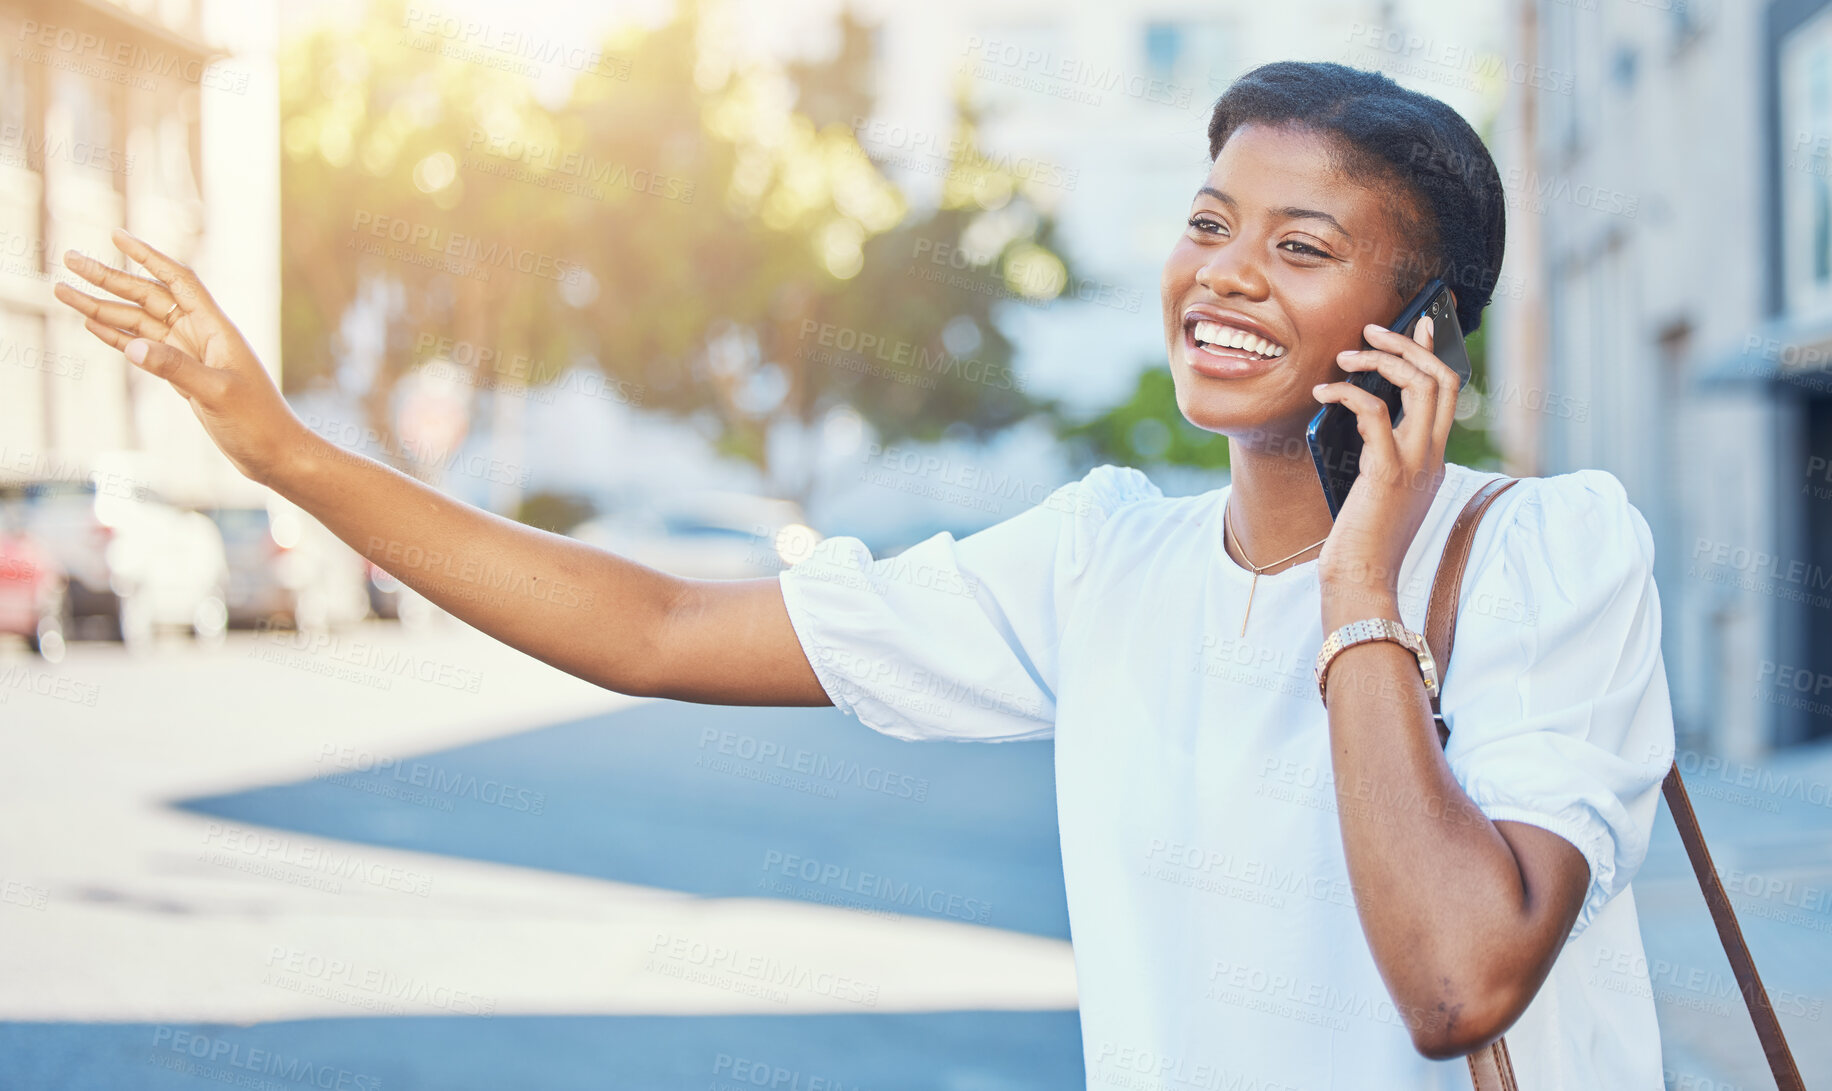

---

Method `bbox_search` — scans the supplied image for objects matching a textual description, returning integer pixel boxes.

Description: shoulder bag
[1426,476,1806,1091]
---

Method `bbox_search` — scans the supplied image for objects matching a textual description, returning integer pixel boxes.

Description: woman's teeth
[1192,320,1285,359]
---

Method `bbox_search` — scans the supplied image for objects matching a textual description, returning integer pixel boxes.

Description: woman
[55,61,1672,1090]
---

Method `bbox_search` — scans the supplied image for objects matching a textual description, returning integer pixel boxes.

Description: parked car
[365,562,443,629]
[0,510,68,661]
[261,498,370,634]
[107,503,230,650]
[570,490,820,579]
[0,479,123,640]
[205,505,296,629]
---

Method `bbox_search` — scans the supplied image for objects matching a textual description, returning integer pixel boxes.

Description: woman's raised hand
[54,228,308,486]
[1310,315,1461,601]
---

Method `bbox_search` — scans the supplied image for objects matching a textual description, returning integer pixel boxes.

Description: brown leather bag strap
[1462,1035,1518,1091]
[1660,766,1808,1091]
[1425,475,1521,748]
[1424,474,1805,1091]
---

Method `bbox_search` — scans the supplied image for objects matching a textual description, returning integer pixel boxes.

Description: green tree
[278,0,1081,507]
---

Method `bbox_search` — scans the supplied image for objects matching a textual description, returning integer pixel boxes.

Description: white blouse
[777,459,1676,1091]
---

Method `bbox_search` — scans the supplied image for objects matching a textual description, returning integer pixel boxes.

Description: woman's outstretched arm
[54,229,830,707]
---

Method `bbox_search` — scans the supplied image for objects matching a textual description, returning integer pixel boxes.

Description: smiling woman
[52,57,1673,1091]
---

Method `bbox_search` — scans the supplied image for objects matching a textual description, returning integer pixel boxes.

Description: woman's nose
[1196,241,1270,300]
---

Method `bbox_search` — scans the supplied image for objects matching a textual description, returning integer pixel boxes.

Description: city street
[0,620,1081,1089]
[0,619,1827,1088]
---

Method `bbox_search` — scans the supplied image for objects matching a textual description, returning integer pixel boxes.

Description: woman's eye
[1281,240,1328,258]
[1187,216,1224,235]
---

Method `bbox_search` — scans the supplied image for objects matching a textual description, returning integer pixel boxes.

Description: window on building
[1542,0,1584,165]
[0,30,27,144]
[1781,6,1832,319]
[53,69,127,194]
[1668,0,1716,56]
[1610,43,1638,94]
[1142,20,1235,99]
[1143,24,1181,83]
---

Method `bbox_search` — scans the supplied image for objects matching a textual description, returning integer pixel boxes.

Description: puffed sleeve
[1439,468,1676,940]
[777,463,1160,743]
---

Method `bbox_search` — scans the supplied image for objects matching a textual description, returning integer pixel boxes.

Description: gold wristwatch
[1314,617,1439,704]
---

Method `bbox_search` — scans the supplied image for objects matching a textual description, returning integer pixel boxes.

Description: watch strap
[1315,617,1438,703]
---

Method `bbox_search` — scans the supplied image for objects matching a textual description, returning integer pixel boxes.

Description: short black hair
[1206,61,1506,334]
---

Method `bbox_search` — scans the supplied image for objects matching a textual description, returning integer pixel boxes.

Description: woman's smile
[1182,306,1290,379]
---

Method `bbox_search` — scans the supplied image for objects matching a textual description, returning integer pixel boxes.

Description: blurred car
[260,499,371,634]
[364,562,443,629]
[205,505,296,629]
[107,504,230,650]
[570,490,821,579]
[365,560,403,620]
[0,513,68,661]
[0,479,124,640]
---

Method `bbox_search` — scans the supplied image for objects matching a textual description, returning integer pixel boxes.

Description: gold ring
[163,301,179,323]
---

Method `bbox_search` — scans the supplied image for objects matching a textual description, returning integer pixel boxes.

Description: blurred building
[735,0,1502,538]
[0,0,279,506]
[833,0,1499,418]
[1490,0,1832,759]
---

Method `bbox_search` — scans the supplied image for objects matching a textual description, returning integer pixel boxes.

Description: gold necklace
[1223,498,1329,637]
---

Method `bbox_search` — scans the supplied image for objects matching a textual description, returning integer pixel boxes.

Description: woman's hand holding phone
[54,228,311,487]
[1309,315,1463,620]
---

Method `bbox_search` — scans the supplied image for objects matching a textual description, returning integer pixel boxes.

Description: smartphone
[1305,277,1471,520]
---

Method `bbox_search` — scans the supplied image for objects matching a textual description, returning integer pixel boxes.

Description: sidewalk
[1635,737,1832,1087]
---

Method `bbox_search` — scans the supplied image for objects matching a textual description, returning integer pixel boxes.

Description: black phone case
[1306,279,1470,520]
